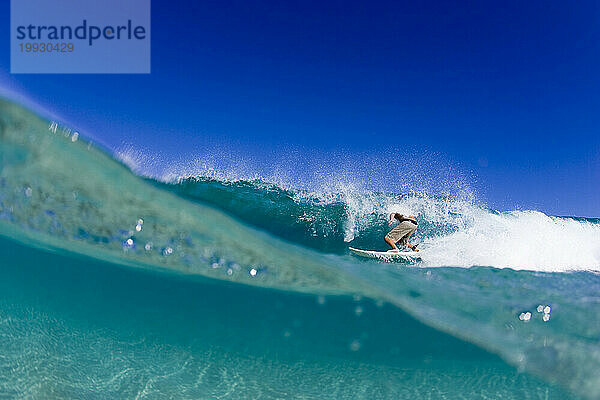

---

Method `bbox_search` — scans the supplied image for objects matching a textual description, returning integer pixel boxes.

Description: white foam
[422,210,600,271]
[337,190,600,272]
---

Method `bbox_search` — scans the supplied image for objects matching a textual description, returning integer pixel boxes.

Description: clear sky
[1,0,599,216]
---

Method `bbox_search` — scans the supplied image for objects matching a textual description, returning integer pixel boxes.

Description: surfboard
[348,247,421,262]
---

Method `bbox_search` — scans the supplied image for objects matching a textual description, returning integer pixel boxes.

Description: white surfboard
[348,247,421,262]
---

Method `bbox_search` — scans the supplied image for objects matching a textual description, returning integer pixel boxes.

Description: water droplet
[163,247,173,256]
[537,305,544,313]
[249,268,257,277]
[543,313,550,322]
[24,187,32,197]
[48,122,58,134]
[71,132,79,142]
[543,306,551,314]
[226,268,233,276]
[137,218,144,225]
[349,339,361,351]
[354,305,364,317]
[122,238,135,251]
[519,312,532,322]
[144,242,153,251]
[135,224,142,232]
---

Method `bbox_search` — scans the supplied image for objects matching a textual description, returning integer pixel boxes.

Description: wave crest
[164,176,600,272]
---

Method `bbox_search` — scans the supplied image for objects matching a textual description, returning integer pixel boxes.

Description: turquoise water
[1,98,599,398]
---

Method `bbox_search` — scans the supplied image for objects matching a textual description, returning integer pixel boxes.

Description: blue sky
[1,0,599,216]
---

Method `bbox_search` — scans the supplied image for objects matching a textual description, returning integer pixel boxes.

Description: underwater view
[1,98,599,399]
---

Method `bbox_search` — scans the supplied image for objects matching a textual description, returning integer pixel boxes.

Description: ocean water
[0,98,599,399]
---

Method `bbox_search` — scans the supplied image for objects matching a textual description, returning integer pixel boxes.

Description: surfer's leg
[405,227,419,251]
[385,235,399,252]
[398,224,418,250]
[385,225,402,252]
[406,242,419,251]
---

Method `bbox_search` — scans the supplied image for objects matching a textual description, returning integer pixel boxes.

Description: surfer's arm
[388,213,396,225]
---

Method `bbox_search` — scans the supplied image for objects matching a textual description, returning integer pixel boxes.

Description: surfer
[385,213,419,252]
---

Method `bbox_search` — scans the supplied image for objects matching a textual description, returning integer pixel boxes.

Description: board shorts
[386,220,417,245]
